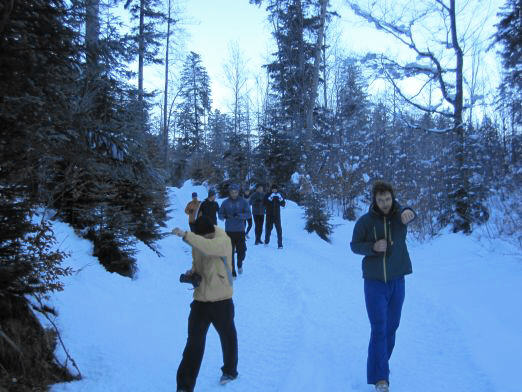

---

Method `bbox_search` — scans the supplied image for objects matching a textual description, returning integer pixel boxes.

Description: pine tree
[495,0,521,126]
[176,52,211,155]
[251,0,331,174]
[124,0,166,105]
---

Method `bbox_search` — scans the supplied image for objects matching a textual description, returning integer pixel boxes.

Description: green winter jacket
[350,201,416,282]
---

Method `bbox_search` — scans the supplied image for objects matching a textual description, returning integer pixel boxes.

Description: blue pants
[364,276,405,385]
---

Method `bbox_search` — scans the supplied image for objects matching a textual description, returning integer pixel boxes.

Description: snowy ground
[40,182,522,392]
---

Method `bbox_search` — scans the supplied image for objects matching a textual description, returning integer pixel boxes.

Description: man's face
[376,191,393,215]
[272,188,277,193]
[192,196,198,202]
[230,190,238,199]
[257,186,263,193]
[209,195,215,201]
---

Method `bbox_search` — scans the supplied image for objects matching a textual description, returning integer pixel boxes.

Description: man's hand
[401,209,415,225]
[373,239,387,253]
[172,227,186,238]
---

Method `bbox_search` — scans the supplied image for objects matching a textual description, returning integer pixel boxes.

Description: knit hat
[208,189,216,197]
[194,216,215,236]
[192,192,197,198]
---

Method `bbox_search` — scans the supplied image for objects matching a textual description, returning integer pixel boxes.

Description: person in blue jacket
[219,183,252,277]
[350,181,416,392]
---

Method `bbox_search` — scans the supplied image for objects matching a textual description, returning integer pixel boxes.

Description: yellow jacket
[185,200,201,223]
[183,227,233,302]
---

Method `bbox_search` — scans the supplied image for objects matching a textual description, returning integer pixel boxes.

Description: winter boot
[219,373,237,385]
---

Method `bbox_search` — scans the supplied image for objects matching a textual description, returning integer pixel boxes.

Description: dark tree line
[0,1,169,388]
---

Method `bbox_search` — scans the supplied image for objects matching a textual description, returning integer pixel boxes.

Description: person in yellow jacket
[185,192,201,232]
[172,216,238,392]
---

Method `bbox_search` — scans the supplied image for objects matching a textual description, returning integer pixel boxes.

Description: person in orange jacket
[185,192,201,232]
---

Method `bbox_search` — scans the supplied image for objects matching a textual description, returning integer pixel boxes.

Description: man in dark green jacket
[350,181,416,392]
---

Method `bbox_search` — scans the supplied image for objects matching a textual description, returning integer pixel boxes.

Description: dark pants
[245,217,253,236]
[177,299,238,392]
[364,276,405,385]
[226,231,246,274]
[253,214,264,243]
[265,214,282,247]
[189,222,196,233]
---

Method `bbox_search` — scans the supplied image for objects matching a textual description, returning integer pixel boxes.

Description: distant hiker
[242,187,253,238]
[249,184,266,245]
[264,184,286,249]
[350,181,416,392]
[172,217,238,391]
[198,189,220,226]
[185,192,201,233]
[218,184,252,277]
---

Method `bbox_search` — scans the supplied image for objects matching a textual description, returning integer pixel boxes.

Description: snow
[39,181,522,392]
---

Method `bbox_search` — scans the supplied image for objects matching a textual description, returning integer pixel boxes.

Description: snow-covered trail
[47,183,522,392]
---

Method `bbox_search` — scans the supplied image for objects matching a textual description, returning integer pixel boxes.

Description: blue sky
[144,0,504,117]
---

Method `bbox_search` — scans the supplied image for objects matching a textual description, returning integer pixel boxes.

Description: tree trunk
[163,0,171,165]
[304,0,328,171]
[449,0,470,233]
[305,0,327,137]
[85,0,100,78]
[138,0,145,103]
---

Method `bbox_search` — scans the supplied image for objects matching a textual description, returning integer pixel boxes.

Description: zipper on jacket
[383,216,388,283]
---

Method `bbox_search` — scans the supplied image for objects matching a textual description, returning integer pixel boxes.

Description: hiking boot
[375,381,389,392]
[219,373,237,385]
[238,267,243,275]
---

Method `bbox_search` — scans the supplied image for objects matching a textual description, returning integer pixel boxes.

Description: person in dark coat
[249,184,266,245]
[242,188,253,238]
[197,189,220,226]
[350,181,416,392]
[218,184,252,277]
[263,184,286,249]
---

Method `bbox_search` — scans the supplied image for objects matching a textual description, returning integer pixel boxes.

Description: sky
[145,0,505,116]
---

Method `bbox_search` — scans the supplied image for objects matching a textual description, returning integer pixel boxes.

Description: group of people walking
[173,181,416,392]
[184,183,286,277]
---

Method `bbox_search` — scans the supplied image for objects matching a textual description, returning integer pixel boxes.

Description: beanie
[194,216,215,236]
